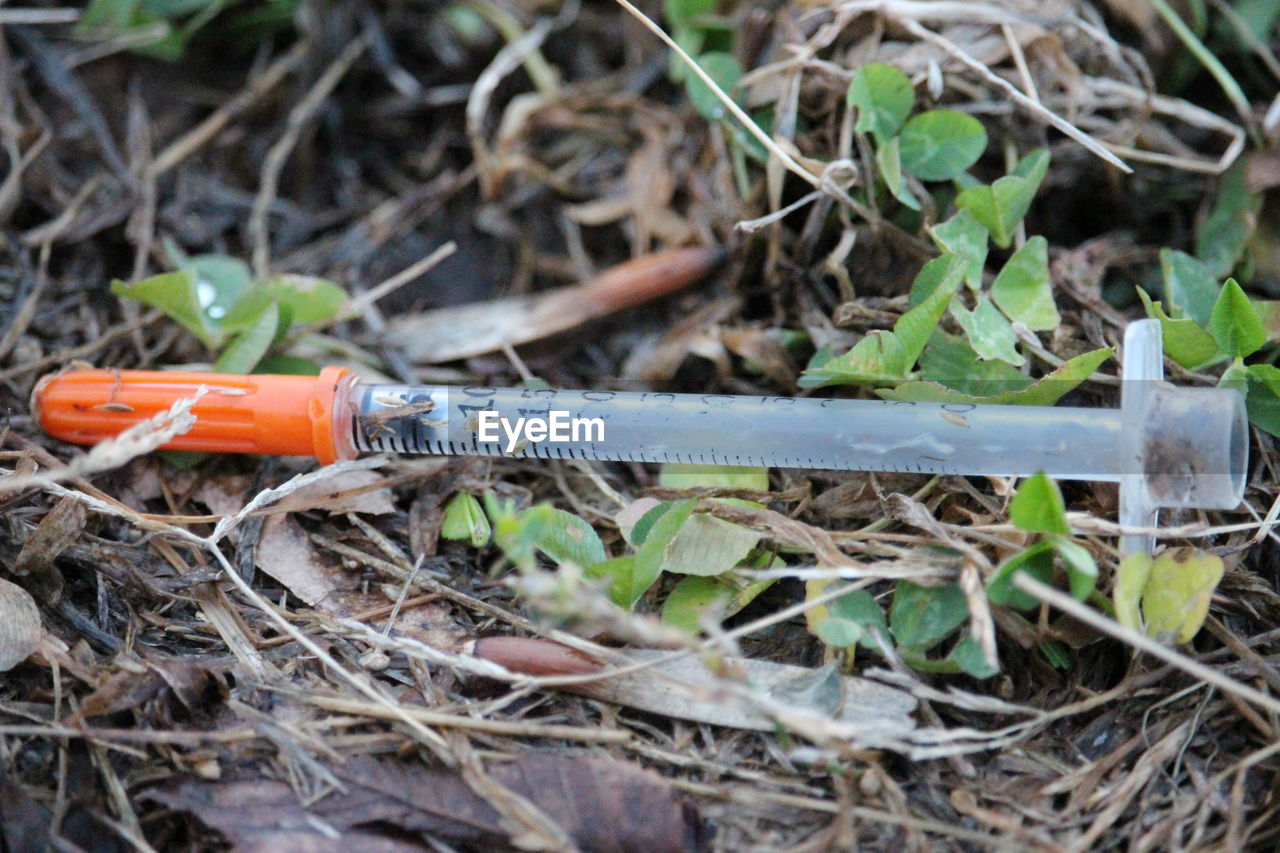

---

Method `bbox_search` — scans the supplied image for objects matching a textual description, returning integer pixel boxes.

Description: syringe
[33,321,1246,553]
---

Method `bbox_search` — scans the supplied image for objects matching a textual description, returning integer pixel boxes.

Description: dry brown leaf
[256,514,463,653]
[719,327,797,386]
[270,469,395,516]
[72,656,211,721]
[12,494,85,577]
[0,578,41,671]
[144,753,706,853]
[620,297,739,382]
[255,514,340,607]
[142,778,424,853]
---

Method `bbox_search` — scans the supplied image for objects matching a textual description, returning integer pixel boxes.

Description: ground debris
[144,753,706,853]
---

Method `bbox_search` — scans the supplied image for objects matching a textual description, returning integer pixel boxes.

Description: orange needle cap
[33,366,357,464]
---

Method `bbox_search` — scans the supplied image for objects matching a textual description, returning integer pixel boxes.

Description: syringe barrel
[32,368,1246,513]
[349,383,1139,481]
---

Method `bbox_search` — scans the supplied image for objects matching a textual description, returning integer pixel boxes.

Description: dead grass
[2,1,1280,850]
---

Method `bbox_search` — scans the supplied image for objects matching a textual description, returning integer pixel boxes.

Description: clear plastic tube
[343,372,1245,510]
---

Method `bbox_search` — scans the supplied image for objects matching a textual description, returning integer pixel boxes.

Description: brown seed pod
[471,636,603,677]
[0,579,41,671]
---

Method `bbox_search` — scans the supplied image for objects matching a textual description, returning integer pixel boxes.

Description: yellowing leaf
[1140,549,1224,644]
[661,513,761,576]
[1113,552,1152,633]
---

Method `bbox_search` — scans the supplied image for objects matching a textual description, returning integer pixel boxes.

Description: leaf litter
[2,0,1280,850]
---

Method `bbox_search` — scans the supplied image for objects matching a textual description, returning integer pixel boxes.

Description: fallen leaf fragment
[270,469,395,516]
[255,514,463,651]
[144,753,707,853]
[568,649,917,739]
[387,246,724,363]
[471,638,917,740]
[0,578,41,671]
[71,655,211,722]
[12,495,85,577]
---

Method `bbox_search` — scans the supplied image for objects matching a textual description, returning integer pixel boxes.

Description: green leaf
[662,576,733,634]
[897,110,987,182]
[223,274,347,332]
[1136,287,1223,370]
[889,582,969,649]
[78,0,216,60]
[188,254,252,322]
[112,270,221,347]
[1038,640,1071,670]
[1160,249,1219,326]
[1140,549,1224,644]
[824,586,889,649]
[919,331,1032,396]
[797,330,908,388]
[255,355,322,375]
[1011,147,1052,184]
[632,499,680,545]
[800,255,963,389]
[159,449,210,469]
[881,347,1112,405]
[586,556,639,609]
[1196,161,1261,278]
[930,209,989,290]
[1209,278,1265,359]
[685,52,743,122]
[815,617,864,647]
[630,500,680,546]
[1220,358,1248,395]
[629,499,697,607]
[991,236,1059,331]
[659,464,769,491]
[213,302,278,374]
[830,587,888,633]
[1009,472,1071,536]
[1053,537,1097,600]
[895,254,965,360]
[487,499,553,569]
[955,149,1050,248]
[663,0,717,29]
[986,540,1055,611]
[951,295,1025,366]
[874,135,920,211]
[847,62,914,145]
[947,632,998,678]
[1248,363,1280,397]
[528,508,607,569]
[1245,366,1280,437]
[80,0,143,30]
[441,493,491,547]
[908,252,967,307]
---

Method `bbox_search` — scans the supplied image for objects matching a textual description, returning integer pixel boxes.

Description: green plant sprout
[77,0,297,60]
[112,248,347,376]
